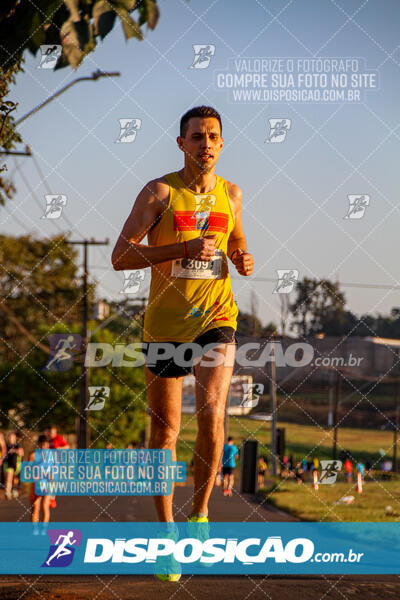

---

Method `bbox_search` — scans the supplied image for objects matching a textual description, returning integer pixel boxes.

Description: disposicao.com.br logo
[82,535,363,566]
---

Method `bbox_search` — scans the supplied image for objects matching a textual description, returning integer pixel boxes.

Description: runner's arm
[226,184,247,261]
[112,180,185,270]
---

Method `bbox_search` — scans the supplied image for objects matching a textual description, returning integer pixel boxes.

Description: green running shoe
[154,523,182,583]
[187,513,213,567]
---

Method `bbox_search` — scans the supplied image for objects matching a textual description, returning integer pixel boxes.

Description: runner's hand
[185,234,217,260]
[232,249,254,276]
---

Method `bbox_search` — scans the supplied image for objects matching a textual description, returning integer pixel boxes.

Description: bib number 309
[171,249,223,279]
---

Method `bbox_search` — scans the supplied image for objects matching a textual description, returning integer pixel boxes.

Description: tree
[0,1,160,204]
[0,233,93,361]
[0,1,159,71]
[0,324,147,447]
[236,309,278,338]
[290,277,347,337]
[0,59,23,205]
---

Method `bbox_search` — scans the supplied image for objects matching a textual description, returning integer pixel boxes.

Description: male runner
[112,105,254,580]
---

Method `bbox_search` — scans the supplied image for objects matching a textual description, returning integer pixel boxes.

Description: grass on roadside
[177,415,395,468]
[261,478,400,522]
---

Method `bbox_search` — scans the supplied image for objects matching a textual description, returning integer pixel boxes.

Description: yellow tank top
[143,171,238,342]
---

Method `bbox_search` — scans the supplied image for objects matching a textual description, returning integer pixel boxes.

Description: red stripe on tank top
[174,211,229,232]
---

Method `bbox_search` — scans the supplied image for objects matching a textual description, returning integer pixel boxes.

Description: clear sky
[2,0,400,332]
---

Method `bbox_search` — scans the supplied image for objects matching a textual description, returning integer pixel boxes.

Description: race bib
[171,249,223,279]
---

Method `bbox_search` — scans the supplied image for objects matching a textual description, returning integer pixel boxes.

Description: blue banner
[0,522,399,574]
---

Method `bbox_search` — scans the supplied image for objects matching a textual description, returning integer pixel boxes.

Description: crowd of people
[277,454,369,485]
[213,444,373,494]
[0,426,69,533]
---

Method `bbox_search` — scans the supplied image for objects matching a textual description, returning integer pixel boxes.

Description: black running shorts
[222,466,235,476]
[143,326,238,378]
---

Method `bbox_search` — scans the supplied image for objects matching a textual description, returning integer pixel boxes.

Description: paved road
[0,484,399,599]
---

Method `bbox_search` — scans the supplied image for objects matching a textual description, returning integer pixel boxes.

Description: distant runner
[222,436,239,496]
[29,434,53,534]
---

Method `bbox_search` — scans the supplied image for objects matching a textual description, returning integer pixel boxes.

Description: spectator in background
[46,426,69,449]
[105,442,113,450]
[45,426,69,510]
[301,458,308,472]
[3,432,24,500]
[312,456,320,471]
[258,456,268,488]
[356,461,365,481]
[344,457,353,482]
[125,442,138,449]
[0,432,6,489]
[29,435,53,534]
[295,462,304,484]
[382,459,393,472]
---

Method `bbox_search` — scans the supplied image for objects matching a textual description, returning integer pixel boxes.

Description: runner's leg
[31,497,41,522]
[191,342,235,515]
[145,365,184,522]
[5,468,14,497]
[42,496,51,522]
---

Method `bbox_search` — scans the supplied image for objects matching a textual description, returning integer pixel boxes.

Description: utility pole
[67,238,109,448]
[394,382,399,474]
[333,370,341,460]
[270,338,278,476]
[394,349,400,473]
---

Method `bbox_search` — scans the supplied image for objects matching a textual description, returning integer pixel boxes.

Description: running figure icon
[45,531,77,566]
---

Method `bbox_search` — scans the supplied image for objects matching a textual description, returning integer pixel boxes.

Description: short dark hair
[38,434,47,445]
[227,436,233,442]
[180,105,222,137]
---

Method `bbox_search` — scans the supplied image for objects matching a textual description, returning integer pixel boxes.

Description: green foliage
[0,1,160,206]
[0,58,24,205]
[236,309,277,338]
[0,0,160,71]
[0,234,87,361]
[290,277,347,337]
[0,242,147,445]
[289,276,400,339]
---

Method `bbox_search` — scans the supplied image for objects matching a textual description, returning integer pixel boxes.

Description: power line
[231,276,400,291]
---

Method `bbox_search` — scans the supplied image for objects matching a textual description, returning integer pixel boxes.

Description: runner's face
[178,117,223,172]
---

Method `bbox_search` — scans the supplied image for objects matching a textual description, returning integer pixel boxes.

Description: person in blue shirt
[356,461,365,479]
[222,436,239,497]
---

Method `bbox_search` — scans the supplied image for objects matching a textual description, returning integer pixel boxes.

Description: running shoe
[187,513,213,567]
[154,523,182,582]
